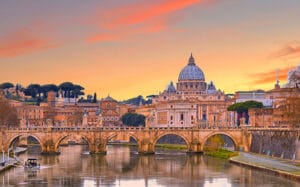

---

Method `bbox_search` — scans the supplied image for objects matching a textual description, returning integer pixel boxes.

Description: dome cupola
[178,53,205,81]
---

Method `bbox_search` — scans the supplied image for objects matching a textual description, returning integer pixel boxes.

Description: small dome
[166,81,176,93]
[207,81,216,90]
[207,81,216,94]
[178,54,205,81]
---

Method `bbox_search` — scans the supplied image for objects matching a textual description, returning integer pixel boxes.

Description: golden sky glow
[0,0,300,100]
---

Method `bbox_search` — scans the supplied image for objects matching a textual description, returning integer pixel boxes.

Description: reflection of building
[143,54,235,127]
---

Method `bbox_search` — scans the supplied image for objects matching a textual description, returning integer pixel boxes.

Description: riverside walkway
[230,152,300,181]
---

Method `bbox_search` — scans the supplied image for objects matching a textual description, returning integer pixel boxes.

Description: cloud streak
[0,22,59,58]
[271,41,300,60]
[249,66,296,85]
[87,0,207,43]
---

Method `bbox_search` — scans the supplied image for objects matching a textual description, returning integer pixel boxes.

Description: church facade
[147,54,235,127]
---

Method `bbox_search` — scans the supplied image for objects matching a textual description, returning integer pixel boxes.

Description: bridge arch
[202,132,238,151]
[8,134,43,148]
[153,132,190,150]
[55,134,91,151]
[106,132,139,144]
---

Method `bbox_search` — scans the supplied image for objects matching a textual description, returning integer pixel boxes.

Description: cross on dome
[188,53,195,65]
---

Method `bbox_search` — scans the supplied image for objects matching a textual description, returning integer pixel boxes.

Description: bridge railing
[2,125,298,132]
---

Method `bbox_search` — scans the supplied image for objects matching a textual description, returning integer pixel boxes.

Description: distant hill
[122,95,152,106]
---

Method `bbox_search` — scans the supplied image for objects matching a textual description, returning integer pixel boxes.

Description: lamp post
[1,146,4,164]
[7,147,12,165]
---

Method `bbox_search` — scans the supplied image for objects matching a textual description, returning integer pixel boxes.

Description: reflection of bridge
[2,127,299,155]
[1,126,254,154]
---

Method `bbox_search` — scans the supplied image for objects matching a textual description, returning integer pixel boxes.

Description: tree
[0,82,14,89]
[121,113,145,126]
[87,95,93,102]
[0,97,18,127]
[227,100,263,125]
[41,84,58,99]
[59,82,74,98]
[204,135,225,151]
[24,84,42,99]
[93,92,97,103]
[72,84,85,98]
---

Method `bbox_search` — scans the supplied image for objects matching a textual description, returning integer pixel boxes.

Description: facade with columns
[145,54,235,127]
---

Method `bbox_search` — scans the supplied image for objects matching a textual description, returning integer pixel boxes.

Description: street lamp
[1,146,4,164]
[7,147,12,164]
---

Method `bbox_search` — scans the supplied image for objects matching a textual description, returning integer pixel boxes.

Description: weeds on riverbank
[155,144,187,150]
[204,149,238,159]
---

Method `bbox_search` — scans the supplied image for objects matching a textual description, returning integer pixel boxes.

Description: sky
[0,0,300,100]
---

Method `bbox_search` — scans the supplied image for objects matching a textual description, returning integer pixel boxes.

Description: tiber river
[0,145,299,187]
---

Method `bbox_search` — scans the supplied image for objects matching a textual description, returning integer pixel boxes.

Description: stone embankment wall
[250,131,300,160]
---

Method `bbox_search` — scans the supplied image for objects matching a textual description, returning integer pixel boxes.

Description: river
[0,145,299,187]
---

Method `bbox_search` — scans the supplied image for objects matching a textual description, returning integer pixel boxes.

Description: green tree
[0,82,14,89]
[204,135,225,151]
[227,100,263,125]
[41,84,58,99]
[0,97,18,127]
[121,113,145,126]
[93,92,97,103]
[24,84,42,99]
[59,82,74,98]
[72,84,84,98]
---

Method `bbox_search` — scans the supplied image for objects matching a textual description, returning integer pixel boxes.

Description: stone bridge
[1,126,253,155]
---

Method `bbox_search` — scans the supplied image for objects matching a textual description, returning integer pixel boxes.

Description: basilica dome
[178,54,205,81]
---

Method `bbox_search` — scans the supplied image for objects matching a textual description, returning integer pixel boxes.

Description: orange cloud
[0,24,59,58]
[87,0,208,43]
[271,41,300,59]
[249,66,296,85]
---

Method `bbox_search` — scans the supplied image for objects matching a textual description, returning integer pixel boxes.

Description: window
[170,115,173,120]
[191,115,194,120]
[202,114,207,121]
[180,113,184,121]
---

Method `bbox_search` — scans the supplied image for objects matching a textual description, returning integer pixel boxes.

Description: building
[145,54,235,127]
[99,96,122,126]
[249,65,300,127]
[235,90,272,107]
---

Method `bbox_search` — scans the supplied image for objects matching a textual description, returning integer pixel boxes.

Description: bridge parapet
[1,126,298,155]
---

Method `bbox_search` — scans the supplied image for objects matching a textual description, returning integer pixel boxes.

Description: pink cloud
[271,41,300,60]
[249,66,296,85]
[87,0,212,43]
[0,22,59,58]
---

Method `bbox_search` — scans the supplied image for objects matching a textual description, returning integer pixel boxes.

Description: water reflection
[0,145,298,187]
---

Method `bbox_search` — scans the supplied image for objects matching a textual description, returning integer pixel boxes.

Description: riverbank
[0,147,26,173]
[108,142,188,151]
[204,149,238,159]
[230,152,300,182]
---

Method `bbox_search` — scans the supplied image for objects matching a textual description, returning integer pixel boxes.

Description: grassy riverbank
[155,144,187,150]
[108,142,187,150]
[204,149,239,159]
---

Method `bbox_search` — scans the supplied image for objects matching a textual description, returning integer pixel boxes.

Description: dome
[207,81,216,90]
[207,81,216,94]
[166,81,176,93]
[178,54,205,81]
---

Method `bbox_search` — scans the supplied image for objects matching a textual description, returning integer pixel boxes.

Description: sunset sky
[0,0,300,100]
